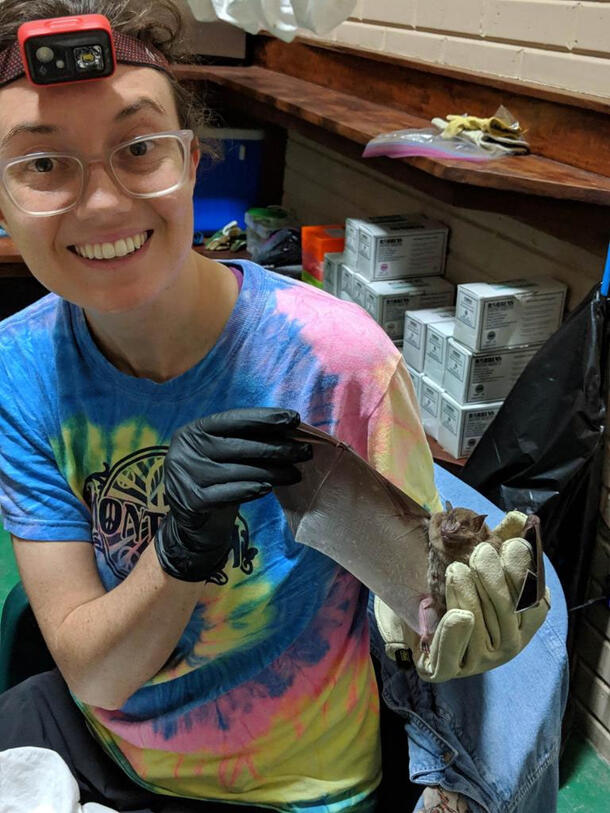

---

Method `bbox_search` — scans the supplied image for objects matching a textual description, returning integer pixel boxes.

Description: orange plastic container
[301,225,345,287]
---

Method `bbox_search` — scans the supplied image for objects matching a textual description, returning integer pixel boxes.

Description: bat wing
[274,422,431,632]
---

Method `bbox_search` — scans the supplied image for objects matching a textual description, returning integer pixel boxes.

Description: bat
[419,500,503,653]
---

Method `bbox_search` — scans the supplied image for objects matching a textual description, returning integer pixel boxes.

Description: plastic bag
[461,283,609,614]
[186,0,357,42]
[362,128,499,162]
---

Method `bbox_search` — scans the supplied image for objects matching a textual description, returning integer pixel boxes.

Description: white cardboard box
[443,338,540,404]
[362,276,454,340]
[437,392,503,459]
[424,318,456,385]
[402,306,455,372]
[344,214,412,267]
[357,215,449,281]
[406,364,422,402]
[419,376,443,440]
[454,276,567,351]
[322,252,344,297]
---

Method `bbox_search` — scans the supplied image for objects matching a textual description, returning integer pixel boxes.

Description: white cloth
[186,0,357,41]
[0,747,117,813]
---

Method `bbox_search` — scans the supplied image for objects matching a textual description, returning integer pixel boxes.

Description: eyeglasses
[0,129,195,216]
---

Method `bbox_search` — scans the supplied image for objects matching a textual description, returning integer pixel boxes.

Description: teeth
[73,231,148,260]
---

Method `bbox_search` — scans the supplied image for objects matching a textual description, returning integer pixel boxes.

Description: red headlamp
[18,14,116,86]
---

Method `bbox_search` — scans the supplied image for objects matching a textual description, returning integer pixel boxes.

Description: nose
[74,160,133,218]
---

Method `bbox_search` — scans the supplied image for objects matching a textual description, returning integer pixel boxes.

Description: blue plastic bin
[193,128,264,234]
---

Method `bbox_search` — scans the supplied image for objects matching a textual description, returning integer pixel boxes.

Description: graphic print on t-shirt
[83,446,257,585]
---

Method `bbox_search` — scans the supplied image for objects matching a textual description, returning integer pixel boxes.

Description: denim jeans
[368,466,569,813]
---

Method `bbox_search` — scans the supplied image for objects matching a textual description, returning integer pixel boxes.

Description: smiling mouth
[68,230,153,260]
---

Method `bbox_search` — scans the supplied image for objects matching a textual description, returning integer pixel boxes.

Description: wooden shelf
[175,64,610,207]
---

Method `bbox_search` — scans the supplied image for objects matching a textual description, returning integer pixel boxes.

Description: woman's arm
[13,536,202,709]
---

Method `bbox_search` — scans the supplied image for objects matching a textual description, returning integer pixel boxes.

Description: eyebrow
[0,97,168,150]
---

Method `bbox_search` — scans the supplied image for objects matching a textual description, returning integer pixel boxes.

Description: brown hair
[0,0,212,135]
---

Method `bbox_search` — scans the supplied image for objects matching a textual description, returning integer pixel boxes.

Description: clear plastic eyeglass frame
[0,129,195,217]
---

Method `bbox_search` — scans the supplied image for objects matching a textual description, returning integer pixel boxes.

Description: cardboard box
[301,225,345,287]
[454,276,567,351]
[443,339,540,404]
[419,376,443,440]
[423,318,456,385]
[437,392,503,459]
[344,214,412,267]
[357,215,449,281]
[402,306,455,372]
[322,252,344,296]
[362,276,454,340]
[406,364,422,402]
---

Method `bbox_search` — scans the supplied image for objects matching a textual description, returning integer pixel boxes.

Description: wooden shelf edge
[427,436,467,468]
[177,64,610,207]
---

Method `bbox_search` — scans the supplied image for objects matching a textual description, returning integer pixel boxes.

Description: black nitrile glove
[154,407,311,582]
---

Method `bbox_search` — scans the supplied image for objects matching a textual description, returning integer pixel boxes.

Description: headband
[0,29,173,87]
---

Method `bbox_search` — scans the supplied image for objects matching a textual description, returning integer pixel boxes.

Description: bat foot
[419,633,433,655]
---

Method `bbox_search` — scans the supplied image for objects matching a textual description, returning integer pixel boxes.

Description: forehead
[0,65,178,139]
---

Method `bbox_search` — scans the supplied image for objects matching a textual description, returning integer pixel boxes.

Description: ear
[470,514,488,532]
[444,500,454,513]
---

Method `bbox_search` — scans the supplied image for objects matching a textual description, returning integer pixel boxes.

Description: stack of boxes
[320,214,567,460]
[324,214,453,347]
[408,277,567,458]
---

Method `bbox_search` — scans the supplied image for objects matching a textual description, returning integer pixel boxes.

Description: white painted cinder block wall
[301,0,610,99]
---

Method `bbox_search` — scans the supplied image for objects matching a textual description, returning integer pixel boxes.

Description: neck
[84,251,239,382]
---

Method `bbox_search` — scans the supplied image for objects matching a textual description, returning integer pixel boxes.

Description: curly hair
[0,0,212,134]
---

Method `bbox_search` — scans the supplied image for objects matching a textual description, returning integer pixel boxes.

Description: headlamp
[17,14,116,86]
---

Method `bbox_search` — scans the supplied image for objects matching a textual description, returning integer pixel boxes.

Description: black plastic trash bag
[461,283,609,616]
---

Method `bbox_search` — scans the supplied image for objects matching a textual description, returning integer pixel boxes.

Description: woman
[0,2,562,811]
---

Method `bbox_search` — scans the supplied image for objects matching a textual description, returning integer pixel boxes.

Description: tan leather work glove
[374,511,551,682]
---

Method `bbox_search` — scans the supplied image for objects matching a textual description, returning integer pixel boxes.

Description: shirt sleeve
[0,355,92,541]
[367,358,443,515]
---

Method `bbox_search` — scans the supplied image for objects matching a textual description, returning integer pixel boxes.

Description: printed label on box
[465,409,499,437]
[359,232,372,260]
[421,384,440,417]
[446,346,466,382]
[427,331,444,363]
[404,317,422,349]
[457,293,477,328]
[440,399,458,434]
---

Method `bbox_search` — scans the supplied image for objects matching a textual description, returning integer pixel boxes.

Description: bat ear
[444,500,454,513]
[471,514,488,532]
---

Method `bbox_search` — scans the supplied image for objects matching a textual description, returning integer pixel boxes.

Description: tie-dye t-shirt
[0,260,441,810]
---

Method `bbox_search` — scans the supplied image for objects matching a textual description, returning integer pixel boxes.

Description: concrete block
[483,0,577,49]
[442,36,522,77]
[334,20,386,51]
[362,0,416,26]
[384,27,445,62]
[573,2,610,55]
[416,0,485,37]
[520,47,610,97]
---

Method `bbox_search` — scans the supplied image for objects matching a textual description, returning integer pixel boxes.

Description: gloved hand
[155,408,311,582]
[374,511,551,682]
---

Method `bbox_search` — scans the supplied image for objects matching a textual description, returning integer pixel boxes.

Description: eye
[30,156,55,173]
[129,140,153,157]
